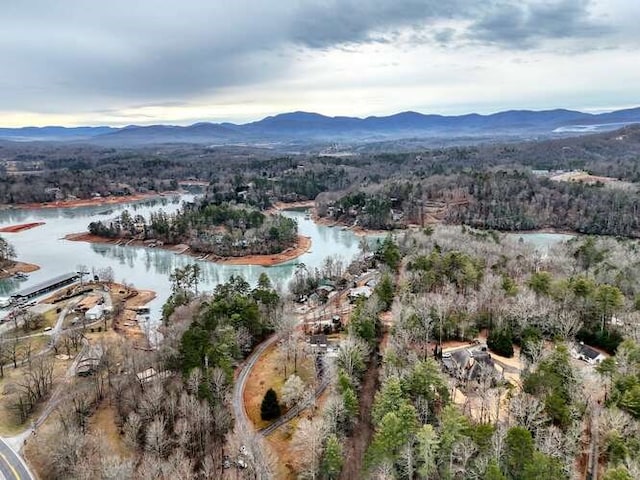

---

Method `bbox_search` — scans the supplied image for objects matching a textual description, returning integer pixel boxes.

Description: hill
[1,107,639,145]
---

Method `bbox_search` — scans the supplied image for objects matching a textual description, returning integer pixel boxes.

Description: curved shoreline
[0,261,40,280]
[0,222,45,233]
[0,191,182,211]
[64,232,312,267]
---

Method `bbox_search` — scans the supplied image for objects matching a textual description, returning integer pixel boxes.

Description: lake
[0,197,369,325]
[0,197,576,327]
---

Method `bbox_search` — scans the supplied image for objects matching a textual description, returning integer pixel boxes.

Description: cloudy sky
[1,0,639,126]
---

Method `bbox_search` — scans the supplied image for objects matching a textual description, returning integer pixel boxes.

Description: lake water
[507,232,576,250]
[0,197,576,326]
[0,197,369,324]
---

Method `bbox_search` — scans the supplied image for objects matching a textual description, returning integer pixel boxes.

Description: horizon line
[1,104,639,130]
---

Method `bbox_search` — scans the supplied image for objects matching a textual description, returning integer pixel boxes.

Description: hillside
[1,107,639,145]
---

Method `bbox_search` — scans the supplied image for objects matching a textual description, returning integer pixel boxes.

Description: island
[65,198,311,267]
[0,235,39,280]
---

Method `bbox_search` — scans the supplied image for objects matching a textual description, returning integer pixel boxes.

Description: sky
[1,0,639,127]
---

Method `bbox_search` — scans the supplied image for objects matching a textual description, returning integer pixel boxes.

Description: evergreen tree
[260,388,281,421]
[487,328,514,357]
[504,427,534,480]
[484,459,507,480]
[375,273,395,311]
[320,434,343,480]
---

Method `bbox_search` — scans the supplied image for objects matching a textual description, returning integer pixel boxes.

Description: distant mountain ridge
[1,107,639,145]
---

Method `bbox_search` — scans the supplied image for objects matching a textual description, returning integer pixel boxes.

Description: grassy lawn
[243,341,317,430]
[88,402,129,458]
[0,354,71,436]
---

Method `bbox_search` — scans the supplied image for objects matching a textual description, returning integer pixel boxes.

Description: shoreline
[0,261,40,280]
[506,227,578,237]
[268,200,316,213]
[310,206,580,239]
[0,222,45,233]
[64,232,313,267]
[0,191,182,211]
[311,209,393,237]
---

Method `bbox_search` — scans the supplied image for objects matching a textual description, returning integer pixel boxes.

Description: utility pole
[77,270,90,286]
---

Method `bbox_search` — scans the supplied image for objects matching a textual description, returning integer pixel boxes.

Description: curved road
[232,334,281,434]
[232,333,331,438]
[0,437,33,480]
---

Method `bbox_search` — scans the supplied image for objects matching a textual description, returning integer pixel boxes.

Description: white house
[348,285,373,302]
[575,343,607,365]
[85,304,105,321]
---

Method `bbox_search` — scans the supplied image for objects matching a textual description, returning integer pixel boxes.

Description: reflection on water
[508,232,575,251]
[0,197,372,324]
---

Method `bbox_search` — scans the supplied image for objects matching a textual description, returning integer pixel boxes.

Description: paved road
[259,377,330,436]
[231,334,280,434]
[0,437,33,480]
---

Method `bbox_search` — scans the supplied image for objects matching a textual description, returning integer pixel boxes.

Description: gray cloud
[469,0,612,48]
[0,0,628,117]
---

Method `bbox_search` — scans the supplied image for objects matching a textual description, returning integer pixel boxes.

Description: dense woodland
[306,229,640,479]
[28,267,281,479]
[22,226,640,479]
[88,198,298,257]
[9,126,640,479]
[2,127,640,240]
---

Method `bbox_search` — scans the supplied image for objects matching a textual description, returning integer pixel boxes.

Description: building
[442,348,502,383]
[575,343,607,364]
[76,344,104,377]
[309,334,328,352]
[85,304,105,321]
[348,285,373,302]
[11,272,79,302]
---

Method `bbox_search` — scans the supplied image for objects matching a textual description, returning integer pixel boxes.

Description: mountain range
[2,107,640,145]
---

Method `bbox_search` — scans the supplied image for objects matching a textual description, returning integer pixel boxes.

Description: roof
[450,349,472,367]
[310,334,328,345]
[86,304,104,316]
[12,272,78,298]
[317,285,335,293]
[579,344,603,360]
[349,286,373,298]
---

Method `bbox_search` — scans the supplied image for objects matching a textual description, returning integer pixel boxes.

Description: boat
[14,272,29,280]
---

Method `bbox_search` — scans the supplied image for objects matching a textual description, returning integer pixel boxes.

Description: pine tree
[260,388,281,421]
[320,434,343,480]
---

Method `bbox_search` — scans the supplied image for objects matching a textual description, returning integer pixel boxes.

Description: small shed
[85,304,105,321]
[577,343,606,364]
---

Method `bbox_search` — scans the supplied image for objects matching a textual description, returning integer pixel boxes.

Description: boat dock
[11,272,80,302]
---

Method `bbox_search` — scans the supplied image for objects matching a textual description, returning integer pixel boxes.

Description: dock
[11,272,80,301]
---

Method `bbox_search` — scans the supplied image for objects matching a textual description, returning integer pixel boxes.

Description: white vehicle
[0,297,11,308]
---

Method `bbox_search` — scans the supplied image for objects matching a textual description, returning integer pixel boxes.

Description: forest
[7,126,640,479]
[87,198,298,257]
[2,126,640,241]
[20,226,640,479]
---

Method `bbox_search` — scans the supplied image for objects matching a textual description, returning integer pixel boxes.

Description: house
[348,285,373,302]
[391,209,404,222]
[316,285,335,301]
[85,304,105,321]
[309,334,328,352]
[442,348,501,383]
[136,367,169,384]
[76,344,104,377]
[575,343,606,364]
